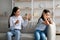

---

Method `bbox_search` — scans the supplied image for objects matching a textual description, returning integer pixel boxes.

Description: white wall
[0,0,12,16]
[15,1,60,33]
[54,1,60,24]
[15,2,31,16]
[15,1,53,20]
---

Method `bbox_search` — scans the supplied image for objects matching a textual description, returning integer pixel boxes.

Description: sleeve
[38,18,44,24]
[10,17,17,27]
[10,17,13,27]
[21,16,28,27]
[50,18,56,26]
[49,21,56,26]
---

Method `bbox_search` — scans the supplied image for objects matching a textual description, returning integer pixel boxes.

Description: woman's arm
[43,21,49,25]
[21,14,31,27]
[47,18,53,24]
[43,14,53,25]
[43,15,50,25]
[10,17,13,27]
[38,18,49,25]
[21,16,28,27]
[10,17,20,27]
[15,20,19,25]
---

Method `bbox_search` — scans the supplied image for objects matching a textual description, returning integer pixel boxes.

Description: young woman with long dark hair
[34,9,56,40]
[7,7,29,40]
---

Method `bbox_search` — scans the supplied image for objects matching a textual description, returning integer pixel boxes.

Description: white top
[10,16,28,30]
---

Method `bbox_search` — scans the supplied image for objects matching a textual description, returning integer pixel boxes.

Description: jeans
[34,26,48,40]
[7,29,21,40]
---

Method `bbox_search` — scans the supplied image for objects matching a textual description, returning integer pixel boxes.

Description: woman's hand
[27,14,31,21]
[15,20,19,25]
[43,14,50,25]
[23,14,31,21]
[47,18,53,24]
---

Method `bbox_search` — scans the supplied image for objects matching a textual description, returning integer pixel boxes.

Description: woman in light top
[7,7,30,40]
[34,9,56,40]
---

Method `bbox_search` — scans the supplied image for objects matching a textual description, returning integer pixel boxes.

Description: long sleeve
[9,17,15,30]
[38,18,44,24]
[21,17,28,27]
[9,16,28,30]
[10,17,13,27]
[36,18,47,31]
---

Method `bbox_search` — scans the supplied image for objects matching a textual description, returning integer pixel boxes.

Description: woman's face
[44,12,51,19]
[15,9,20,16]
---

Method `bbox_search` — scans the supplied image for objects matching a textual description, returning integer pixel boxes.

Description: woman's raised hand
[23,14,32,21]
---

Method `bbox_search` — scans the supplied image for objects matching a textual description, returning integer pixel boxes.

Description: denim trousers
[34,27,48,40]
[7,29,21,40]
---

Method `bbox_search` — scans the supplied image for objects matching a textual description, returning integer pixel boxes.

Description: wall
[0,0,12,16]
[15,0,60,33]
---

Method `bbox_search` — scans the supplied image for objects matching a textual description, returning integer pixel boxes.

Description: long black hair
[8,7,19,28]
[10,7,19,17]
[37,9,50,23]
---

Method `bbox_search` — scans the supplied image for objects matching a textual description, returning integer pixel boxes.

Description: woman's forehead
[16,9,20,12]
[46,12,50,15]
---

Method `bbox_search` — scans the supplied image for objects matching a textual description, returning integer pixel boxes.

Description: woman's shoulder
[9,16,15,19]
[37,18,43,23]
[39,18,43,21]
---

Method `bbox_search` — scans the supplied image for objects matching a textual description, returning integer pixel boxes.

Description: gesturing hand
[23,14,32,21]
[15,20,19,25]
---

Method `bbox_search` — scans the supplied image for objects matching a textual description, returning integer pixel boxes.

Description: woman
[34,9,56,40]
[7,7,30,40]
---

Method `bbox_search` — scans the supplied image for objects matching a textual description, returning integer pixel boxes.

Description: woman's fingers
[23,14,32,21]
[15,20,19,24]
[27,14,32,20]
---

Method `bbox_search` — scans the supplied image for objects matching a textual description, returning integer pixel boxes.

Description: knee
[34,31,40,40]
[41,33,46,39]
[15,31,20,35]
[7,32,12,36]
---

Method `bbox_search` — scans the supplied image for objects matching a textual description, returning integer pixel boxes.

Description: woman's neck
[15,14,20,17]
[15,15,19,17]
